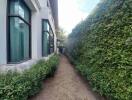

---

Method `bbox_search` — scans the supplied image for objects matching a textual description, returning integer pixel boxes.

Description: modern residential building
[0,0,58,72]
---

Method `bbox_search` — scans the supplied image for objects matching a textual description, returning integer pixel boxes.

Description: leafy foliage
[0,54,59,100]
[66,0,132,100]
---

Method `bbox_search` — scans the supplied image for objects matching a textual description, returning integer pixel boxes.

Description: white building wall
[32,11,40,59]
[40,0,57,52]
[25,0,42,59]
[31,0,57,58]
[0,0,7,65]
[40,0,56,33]
[38,0,46,8]
[0,0,57,71]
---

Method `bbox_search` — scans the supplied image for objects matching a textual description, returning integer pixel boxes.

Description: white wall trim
[0,54,54,73]
[35,0,41,10]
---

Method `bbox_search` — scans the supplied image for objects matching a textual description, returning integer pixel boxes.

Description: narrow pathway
[31,55,104,100]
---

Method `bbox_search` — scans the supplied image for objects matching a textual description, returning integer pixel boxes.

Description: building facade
[0,0,58,72]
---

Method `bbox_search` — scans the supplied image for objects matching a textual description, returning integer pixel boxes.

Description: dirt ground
[30,55,104,100]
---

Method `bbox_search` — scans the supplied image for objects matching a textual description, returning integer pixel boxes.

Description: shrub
[66,0,132,100]
[0,54,59,100]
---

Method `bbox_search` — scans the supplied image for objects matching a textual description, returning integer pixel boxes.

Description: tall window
[49,30,54,53]
[42,20,54,57]
[8,0,31,63]
[42,21,50,56]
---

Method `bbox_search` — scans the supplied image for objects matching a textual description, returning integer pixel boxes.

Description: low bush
[0,54,59,100]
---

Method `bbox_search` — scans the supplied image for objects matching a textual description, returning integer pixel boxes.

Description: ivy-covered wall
[66,0,132,100]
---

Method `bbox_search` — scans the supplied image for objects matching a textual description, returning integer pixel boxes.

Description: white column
[0,0,7,64]
[31,11,42,59]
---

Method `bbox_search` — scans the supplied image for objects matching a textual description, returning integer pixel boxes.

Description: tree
[56,27,67,47]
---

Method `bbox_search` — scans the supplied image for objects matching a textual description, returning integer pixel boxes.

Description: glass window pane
[49,34,54,53]
[42,32,49,56]
[10,17,30,62]
[19,1,30,22]
[10,0,19,15]
[43,21,50,32]
[42,20,54,56]
[10,0,30,22]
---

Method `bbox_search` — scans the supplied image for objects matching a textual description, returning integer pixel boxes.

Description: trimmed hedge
[0,54,59,100]
[66,0,132,100]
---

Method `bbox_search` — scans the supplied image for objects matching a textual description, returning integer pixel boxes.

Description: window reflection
[8,0,31,63]
[42,20,54,56]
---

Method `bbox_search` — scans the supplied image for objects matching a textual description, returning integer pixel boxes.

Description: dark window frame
[7,0,32,64]
[42,19,55,57]
[47,1,49,7]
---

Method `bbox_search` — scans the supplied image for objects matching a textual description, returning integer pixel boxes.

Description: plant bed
[0,54,59,100]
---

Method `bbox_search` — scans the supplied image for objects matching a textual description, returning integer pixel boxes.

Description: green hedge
[66,0,132,100]
[0,54,59,100]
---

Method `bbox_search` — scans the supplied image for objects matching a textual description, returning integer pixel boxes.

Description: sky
[58,0,100,35]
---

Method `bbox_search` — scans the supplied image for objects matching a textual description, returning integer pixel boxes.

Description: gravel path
[30,55,104,100]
